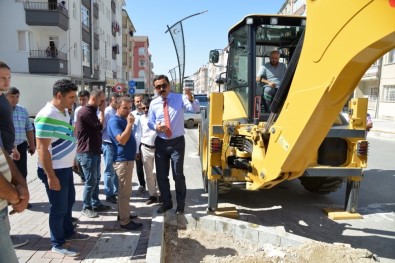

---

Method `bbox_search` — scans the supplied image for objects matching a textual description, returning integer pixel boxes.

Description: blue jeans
[77,152,102,209]
[37,167,75,248]
[0,207,18,263]
[102,142,118,197]
[154,136,186,208]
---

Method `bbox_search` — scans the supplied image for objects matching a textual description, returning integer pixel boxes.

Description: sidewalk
[9,164,158,263]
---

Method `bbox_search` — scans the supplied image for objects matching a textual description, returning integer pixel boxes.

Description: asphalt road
[183,128,395,263]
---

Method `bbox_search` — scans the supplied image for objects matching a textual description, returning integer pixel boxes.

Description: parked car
[184,110,201,129]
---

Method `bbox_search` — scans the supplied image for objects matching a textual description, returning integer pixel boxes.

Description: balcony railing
[24,2,69,31]
[94,33,99,50]
[30,50,67,60]
[28,50,68,75]
[93,69,100,80]
[93,2,99,19]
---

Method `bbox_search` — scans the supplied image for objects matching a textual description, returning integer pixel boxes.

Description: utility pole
[165,10,208,93]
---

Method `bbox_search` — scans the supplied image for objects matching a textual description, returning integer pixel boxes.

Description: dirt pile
[165,225,378,263]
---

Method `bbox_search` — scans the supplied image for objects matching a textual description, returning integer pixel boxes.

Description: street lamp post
[165,10,207,93]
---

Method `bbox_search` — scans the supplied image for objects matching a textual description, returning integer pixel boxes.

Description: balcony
[28,50,68,75]
[83,66,92,79]
[24,2,69,31]
[93,69,100,80]
[93,2,99,19]
[82,23,91,43]
[362,65,379,80]
[82,0,91,9]
[94,33,99,50]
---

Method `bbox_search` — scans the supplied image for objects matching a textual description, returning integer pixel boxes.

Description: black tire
[299,177,344,195]
[186,119,194,129]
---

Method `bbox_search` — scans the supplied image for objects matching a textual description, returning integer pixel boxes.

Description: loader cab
[224,15,305,122]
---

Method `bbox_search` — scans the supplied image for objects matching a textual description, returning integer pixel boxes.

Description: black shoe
[175,207,184,215]
[146,196,158,205]
[120,221,143,231]
[157,204,173,214]
[71,217,79,222]
[117,215,138,220]
[93,204,111,212]
[106,195,117,204]
[26,203,32,209]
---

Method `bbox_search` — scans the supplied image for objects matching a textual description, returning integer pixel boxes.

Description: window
[136,81,145,90]
[17,31,30,52]
[368,87,378,100]
[73,3,76,18]
[383,85,395,102]
[139,59,145,67]
[49,36,59,49]
[73,43,77,58]
[138,70,145,78]
[81,5,90,28]
[387,49,395,64]
[82,42,90,66]
[138,47,145,56]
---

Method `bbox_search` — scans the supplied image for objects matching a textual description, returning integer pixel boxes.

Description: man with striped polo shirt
[35,79,89,257]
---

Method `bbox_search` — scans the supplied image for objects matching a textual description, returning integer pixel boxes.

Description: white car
[184,111,201,129]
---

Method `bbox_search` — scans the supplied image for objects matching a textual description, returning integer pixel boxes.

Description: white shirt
[136,114,157,147]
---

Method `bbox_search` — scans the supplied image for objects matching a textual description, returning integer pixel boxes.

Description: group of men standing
[0,59,200,259]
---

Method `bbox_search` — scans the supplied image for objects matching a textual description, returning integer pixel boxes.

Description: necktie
[163,98,172,138]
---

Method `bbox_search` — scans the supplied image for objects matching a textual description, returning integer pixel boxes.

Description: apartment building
[130,35,154,96]
[0,0,125,115]
[121,9,135,89]
[279,0,395,120]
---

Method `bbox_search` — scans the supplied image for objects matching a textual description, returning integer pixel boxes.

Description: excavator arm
[251,0,395,188]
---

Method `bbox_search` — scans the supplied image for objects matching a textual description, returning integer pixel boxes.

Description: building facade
[130,35,154,96]
[121,9,135,91]
[0,0,125,115]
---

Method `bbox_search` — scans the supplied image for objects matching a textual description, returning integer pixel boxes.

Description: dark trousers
[136,144,145,188]
[14,141,28,179]
[262,86,277,113]
[38,167,75,248]
[154,136,186,209]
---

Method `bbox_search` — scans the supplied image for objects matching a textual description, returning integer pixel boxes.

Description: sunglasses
[154,83,168,90]
[141,106,149,110]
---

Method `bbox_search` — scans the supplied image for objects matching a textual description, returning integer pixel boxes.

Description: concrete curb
[146,211,164,263]
[146,212,314,262]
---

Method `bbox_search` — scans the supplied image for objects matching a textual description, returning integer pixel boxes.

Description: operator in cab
[256,50,287,112]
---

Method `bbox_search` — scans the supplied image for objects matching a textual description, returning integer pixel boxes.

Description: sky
[125,0,284,78]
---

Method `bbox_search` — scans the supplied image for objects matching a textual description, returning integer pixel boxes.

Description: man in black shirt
[76,89,110,218]
[0,61,15,155]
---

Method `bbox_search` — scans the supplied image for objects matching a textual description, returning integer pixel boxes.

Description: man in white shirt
[131,94,146,194]
[135,98,159,205]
